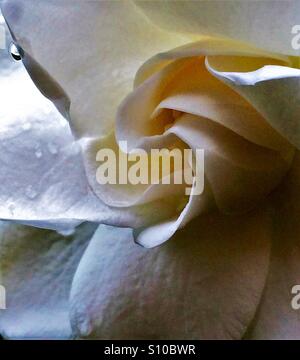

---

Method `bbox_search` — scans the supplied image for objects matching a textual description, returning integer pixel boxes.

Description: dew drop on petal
[35,149,43,158]
[8,203,15,215]
[47,142,58,155]
[58,228,75,237]
[25,186,38,199]
[9,43,22,62]
[22,122,31,131]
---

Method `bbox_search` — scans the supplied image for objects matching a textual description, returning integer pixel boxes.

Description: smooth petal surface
[206,59,300,149]
[112,41,295,247]
[1,0,188,138]
[0,222,97,339]
[70,209,271,340]
[0,16,176,230]
[119,40,287,151]
[246,151,300,339]
[0,42,173,231]
[136,0,300,56]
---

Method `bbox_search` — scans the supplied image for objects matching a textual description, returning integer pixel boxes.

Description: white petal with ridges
[136,0,300,56]
[70,210,271,339]
[0,222,97,339]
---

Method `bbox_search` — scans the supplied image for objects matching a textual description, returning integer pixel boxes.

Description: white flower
[0,0,300,339]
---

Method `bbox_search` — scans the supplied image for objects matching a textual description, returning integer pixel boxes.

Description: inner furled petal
[168,114,294,213]
[113,49,295,230]
[134,38,289,87]
[1,0,189,139]
[207,55,296,73]
[117,54,291,155]
[81,132,192,211]
[152,59,292,154]
[116,58,193,150]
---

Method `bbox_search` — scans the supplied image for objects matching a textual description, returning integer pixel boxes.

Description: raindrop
[22,122,31,131]
[9,43,23,61]
[73,144,81,155]
[35,149,43,158]
[47,142,58,155]
[8,203,15,215]
[58,228,75,237]
[43,107,52,116]
[25,186,38,199]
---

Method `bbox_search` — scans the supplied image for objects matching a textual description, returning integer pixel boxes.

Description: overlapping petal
[70,210,271,339]
[0,0,299,341]
[103,40,297,247]
[1,0,188,137]
[0,221,97,339]
[135,0,300,56]
[246,152,300,339]
[206,58,300,149]
[0,52,166,231]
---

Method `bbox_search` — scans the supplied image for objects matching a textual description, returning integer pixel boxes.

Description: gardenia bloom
[0,0,300,339]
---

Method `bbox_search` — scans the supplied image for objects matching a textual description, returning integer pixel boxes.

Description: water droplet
[35,149,43,158]
[73,144,81,155]
[78,319,93,337]
[47,142,58,155]
[0,15,5,25]
[22,122,31,131]
[8,203,15,215]
[25,186,38,199]
[9,43,23,61]
[43,107,52,116]
[58,228,75,237]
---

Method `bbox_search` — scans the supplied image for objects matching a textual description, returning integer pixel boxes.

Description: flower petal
[0,44,165,231]
[246,151,300,339]
[114,43,294,247]
[1,0,188,138]
[136,0,300,56]
[70,209,271,339]
[0,222,97,339]
[206,59,300,149]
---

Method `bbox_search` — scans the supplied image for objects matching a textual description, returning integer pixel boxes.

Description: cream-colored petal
[246,151,300,339]
[115,43,295,246]
[206,59,300,149]
[70,211,271,339]
[0,222,97,339]
[1,0,188,138]
[79,134,185,230]
[168,114,293,212]
[118,41,289,151]
[136,0,300,56]
[0,54,158,231]
[0,17,167,231]
[135,38,288,86]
